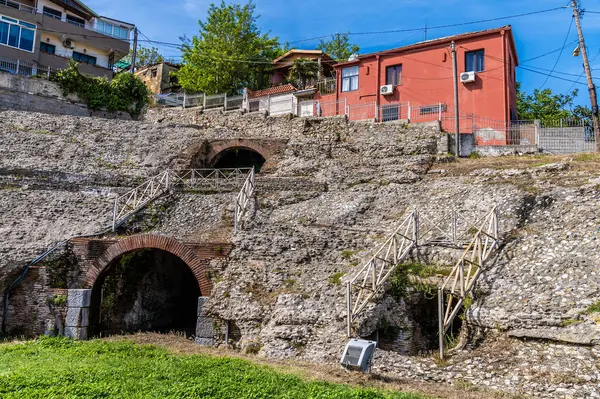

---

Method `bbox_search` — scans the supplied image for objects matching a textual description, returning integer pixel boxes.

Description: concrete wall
[0,72,131,118]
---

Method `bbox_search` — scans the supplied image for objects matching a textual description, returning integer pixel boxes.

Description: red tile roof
[248,83,297,99]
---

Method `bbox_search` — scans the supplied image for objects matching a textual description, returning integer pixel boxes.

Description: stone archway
[84,234,211,295]
[177,138,287,172]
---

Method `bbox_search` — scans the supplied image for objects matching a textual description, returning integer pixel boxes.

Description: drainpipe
[501,30,508,124]
[375,55,381,121]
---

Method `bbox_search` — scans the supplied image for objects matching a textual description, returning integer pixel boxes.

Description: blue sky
[87,0,600,107]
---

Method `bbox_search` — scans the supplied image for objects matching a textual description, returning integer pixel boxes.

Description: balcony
[0,0,132,42]
[0,0,35,13]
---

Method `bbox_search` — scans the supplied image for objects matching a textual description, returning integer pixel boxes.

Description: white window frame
[0,14,36,53]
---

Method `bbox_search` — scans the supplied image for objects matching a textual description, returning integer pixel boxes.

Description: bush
[108,72,150,116]
[53,60,149,117]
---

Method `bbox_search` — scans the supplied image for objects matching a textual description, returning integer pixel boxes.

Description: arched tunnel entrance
[89,248,201,337]
[212,147,266,172]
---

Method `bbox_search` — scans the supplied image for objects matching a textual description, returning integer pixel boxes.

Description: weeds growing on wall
[389,262,440,299]
[52,60,150,117]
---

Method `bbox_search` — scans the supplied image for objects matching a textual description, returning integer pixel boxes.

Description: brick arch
[207,139,271,168]
[84,234,211,295]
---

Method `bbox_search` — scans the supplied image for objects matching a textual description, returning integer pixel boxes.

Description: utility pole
[130,27,138,73]
[571,0,600,151]
[451,41,460,157]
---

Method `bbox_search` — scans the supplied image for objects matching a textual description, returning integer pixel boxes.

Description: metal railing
[346,206,501,338]
[170,168,251,191]
[205,93,226,109]
[0,0,132,41]
[347,102,377,121]
[316,78,336,95]
[112,170,171,231]
[0,55,51,78]
[0,0,35,13]
[346,211,419,335]
[234,168,255,232]
[438,207,499,359]
[112,168,256,232]
[225,95,243,111]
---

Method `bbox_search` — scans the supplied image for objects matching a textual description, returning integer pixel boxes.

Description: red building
[315,26,518,130]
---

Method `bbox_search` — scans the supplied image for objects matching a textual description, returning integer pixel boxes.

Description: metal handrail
[345,206,500,338]
[112,168,255,232]
[437,206,499,359]
[346,211,418,335]
[234,168,255,232]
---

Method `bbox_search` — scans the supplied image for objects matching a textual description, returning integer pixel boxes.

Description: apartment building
[0,0,133,78]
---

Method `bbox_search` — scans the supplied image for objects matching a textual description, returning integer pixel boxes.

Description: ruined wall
[0,74,131,119]
[2,108,600,397]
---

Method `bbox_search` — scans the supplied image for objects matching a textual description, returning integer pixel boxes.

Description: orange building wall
[318,28,517,126]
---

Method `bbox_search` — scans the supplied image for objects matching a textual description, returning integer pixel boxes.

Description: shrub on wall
[53,60,149,117]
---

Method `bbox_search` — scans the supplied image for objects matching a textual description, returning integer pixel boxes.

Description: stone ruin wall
[1,107,600,397]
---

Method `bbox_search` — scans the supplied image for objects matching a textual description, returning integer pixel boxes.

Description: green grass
[0,338,424,399]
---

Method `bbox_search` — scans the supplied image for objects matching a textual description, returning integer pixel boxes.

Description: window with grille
[419,103,447,115]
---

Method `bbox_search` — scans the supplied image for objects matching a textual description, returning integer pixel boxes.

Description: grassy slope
[0,338,426,399]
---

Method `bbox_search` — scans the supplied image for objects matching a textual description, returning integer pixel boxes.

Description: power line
[537,15,574,89]
[287,6,568,44]
[518,65,589,85]
[566,48,600,92]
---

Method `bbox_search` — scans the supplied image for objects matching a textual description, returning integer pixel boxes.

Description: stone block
[197,296,209,317]
[67,289,92,308]
[196,315,214,338]
[194,337,213,346]
[66,307,89,327]
[64,326,88,340]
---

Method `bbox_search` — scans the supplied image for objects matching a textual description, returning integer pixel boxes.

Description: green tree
[122,46,164,69]
[317,33,359,62]
[176,1,280,94]
[287,58,320,89]
[516,82,578,120]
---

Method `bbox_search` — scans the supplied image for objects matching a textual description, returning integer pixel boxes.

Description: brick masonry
[5,234,232,336]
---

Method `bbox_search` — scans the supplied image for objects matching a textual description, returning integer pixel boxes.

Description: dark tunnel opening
[90,249,200,338]
[212,147,266,172]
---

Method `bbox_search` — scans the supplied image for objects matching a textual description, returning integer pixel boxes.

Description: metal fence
[0,56,51,78]
[316,78,336,95]
[347,102,377,121]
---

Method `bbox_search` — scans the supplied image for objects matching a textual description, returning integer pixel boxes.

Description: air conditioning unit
[460,71,476,83]
[380,84,394,95]
[62,39,75,49]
